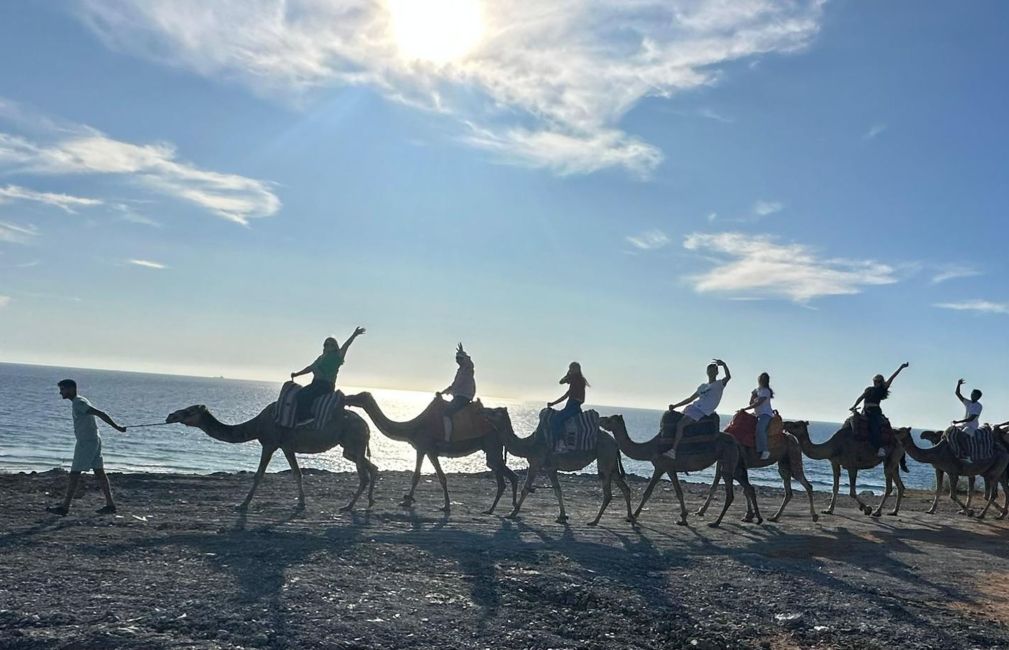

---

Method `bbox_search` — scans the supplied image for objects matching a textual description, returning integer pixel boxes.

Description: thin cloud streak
[862,123,887,140]
[626,229,670,251]
[0,220,39,244]
[753,200,783,217]
[0,184,103,213]
[683,231,899,303]
[934,300,1009,315]
[128,258,167,269]
[76,0,825,176]
[931,265,982,284]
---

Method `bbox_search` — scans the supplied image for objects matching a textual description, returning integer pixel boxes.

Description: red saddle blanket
[846,414,894,445]
[725,411,784,449]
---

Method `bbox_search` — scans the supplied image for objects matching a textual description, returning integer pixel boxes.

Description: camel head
[920,430,943,445]
[598,414,625,434]
[892,427,912,440]
[783,420,810,437]
[166,405,209,427]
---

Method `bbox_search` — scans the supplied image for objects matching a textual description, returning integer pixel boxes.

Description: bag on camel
[725,411,786,451]
[274,381,345,430]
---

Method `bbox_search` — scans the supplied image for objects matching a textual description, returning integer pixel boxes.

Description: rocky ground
[2,469,1009,649]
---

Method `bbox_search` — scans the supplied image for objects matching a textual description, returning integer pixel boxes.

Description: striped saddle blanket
[946,425,996,462]
[540,409,600,453]
[658,411,720,455]
[274,381,345,430]
[845,415,895,445]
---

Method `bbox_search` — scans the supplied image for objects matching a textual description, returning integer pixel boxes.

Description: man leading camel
[437,343,476,441]
[46,379,127,517]
[667,359,731,460]
[949,379,983,464]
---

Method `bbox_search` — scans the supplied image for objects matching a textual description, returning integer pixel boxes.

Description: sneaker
[759,451,771,460]
[95,505,117,515]
[46,505,69,517]
[876,448,886,458]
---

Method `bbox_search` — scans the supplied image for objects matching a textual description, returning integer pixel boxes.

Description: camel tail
[900,455,909,473]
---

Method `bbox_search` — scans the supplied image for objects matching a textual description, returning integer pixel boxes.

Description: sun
[387,0,484,65]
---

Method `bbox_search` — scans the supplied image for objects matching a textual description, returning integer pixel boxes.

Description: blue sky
[1,1,1007,426]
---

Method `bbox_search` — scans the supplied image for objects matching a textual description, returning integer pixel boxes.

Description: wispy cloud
[683,232,899,303]
[862,123,887,141]
[934,300,1009,316]
[626,229,670,251]
[931,265,982,284]
[706,212,718,223]
[0,184,103,213]
[128,258,167,269]
[753,200,783,217]
[696,108,735,124]
[0,220,39,244]
[0,105,280,224]
[0,295,9,308]
[75,0,825,176]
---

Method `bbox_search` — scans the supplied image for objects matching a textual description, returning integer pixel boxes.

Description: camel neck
[794,428,834,460]
[353,393,423,441]
[608,420,658,461]
[199,410,263,444]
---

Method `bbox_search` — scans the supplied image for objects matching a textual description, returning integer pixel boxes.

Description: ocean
[0,362,938,494]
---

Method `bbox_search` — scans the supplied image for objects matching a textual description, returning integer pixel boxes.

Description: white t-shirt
[960,398,982,434]
[72,395,100,442]
[754,387,774,418]
[693,380,725,417]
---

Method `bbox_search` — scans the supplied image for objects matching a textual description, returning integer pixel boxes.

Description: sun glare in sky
[388,0,484,64]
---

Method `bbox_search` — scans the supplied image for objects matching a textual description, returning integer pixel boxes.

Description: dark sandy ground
[2,469,1009,649]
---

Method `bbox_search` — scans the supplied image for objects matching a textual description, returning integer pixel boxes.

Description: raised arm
[669,392,699,411]
[340,326,366,357]
[86,407,127,433]
[715,359,731,386]
[884,362,910,389]
[955,378,966,402]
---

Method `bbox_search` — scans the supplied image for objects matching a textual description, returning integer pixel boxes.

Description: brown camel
[165,403,377,511]
[482,407,633,525]
[783,419,909,517]
[344,392,517,514]
[696,416,819,523]
[895,428,1009,519]
[920,430,979,514]
[599,411,741,528]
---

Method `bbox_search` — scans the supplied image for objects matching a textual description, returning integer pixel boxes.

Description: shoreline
[3,470,1007,648]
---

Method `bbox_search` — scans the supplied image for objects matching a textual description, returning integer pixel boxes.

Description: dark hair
[758,372,774,399]
[323,337,338,348]
[972,389,983,401]
[57,379,77,390]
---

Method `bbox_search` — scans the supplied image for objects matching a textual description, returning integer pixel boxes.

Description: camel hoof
[768,516,780,523]
[820,509,833,515]
[586,520,599,527]
[505,512,519,520]
[755,518,764,525]
[707,521,721,528]
[676,519,688,526]
[555,515,569,524]
[741,514,754,523]
[967,509,976,518]
[481,509,495,515]
[695,510,705,517]
[886,511,898,517]
[235,503,250,512]
[870,510,881,518]
[626,515,636,523]
[338,504,353,513]
[439,506,451,514]
[811,514,819,523]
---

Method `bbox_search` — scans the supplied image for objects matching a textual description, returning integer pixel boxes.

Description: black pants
[296,379,335,420]
[866,408,884,450]
[444,395,472,420]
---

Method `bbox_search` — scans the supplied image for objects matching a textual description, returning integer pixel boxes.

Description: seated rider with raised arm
[849,362,909,458]
[950,378,983,464]
[667,359,731,460]
[290,327,365,424]
[438,343,476,440]
[546,362,589,443]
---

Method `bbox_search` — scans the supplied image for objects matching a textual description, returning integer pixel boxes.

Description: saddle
[539,409,600,453]
[274,381,345,430]
[724,410,784,451]
[845,414,894,445]
[944,424,996,463]
[440,400,487,443]
[657,411,720,455]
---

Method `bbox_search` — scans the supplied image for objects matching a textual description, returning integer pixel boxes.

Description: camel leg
[847,466,871,515]
[588,469,613,527]
[871,473,892,517]
[428,454,451,513]
[402,449,424,508]
[965,476,975,513]
[281,447,306,510]
[549,470,568,523]
[239,446,276,511]
[613,469,634,523]
[823,462,840,514]
[927,468,943,514]
[341,455,371,512]
[947,473,971,514]
[507,464,538,519]
[888,464,905,516]
[710,462,736,528]
[696,474,720,517]
[769,463,793,523]
[740,473,760,525]
[669,472,689,526]
[998,475,1009,520]
[633,466,665,519]
[483,447,514,515]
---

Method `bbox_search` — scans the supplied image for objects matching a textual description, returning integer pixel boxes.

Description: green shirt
[312,350,344,383]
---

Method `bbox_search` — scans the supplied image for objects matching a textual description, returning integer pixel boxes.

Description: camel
[695,417,819,523]
[895,428,1009,519]
[344,392,517,514]
[165,403,377,511]
[599,411,741,528]
[783,419,909,517]
[920,430,979,514]
[481,407,633,525]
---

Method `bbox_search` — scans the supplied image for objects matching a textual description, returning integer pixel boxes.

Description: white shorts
[71,437,104,472]
[683,405,707,422]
